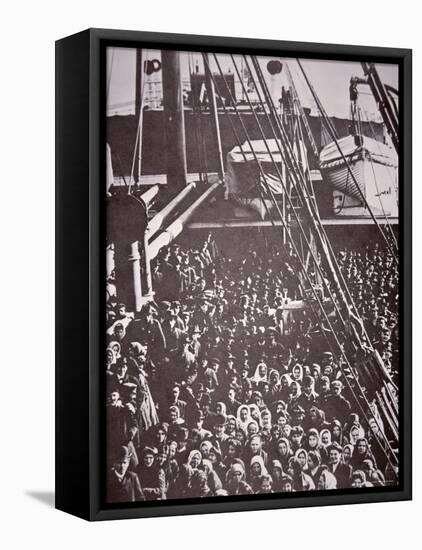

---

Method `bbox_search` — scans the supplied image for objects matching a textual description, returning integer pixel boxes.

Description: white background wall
[0,1,418,547]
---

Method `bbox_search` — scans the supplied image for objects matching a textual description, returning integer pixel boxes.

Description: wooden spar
[148,182,220,260]
[203,53,225,182]
[139,185,159,206]
[162,50,187,195]
[147,181,197,239]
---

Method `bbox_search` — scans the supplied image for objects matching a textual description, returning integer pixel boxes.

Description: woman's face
[297,452,307,469]
[278,441,288,455]
[190,454,200,468]
[251,462,261,475]
[227,444,237,458]
[262,413,270,426]
[240,408,248,421]
[250,437,260,454]
[199,445,210,458]
[282,426,291,438]
[169,442,177,458]
[308,456,315,470]
[293,367,301,380]
[308,435,318,448]
[216,404,223,414]
[156,453,167,466]
[317,475,326,490]
[350,428,359,444]
[251,409,260,422]
[208,451,217,464]
[321,432,330,445]
[332,426,341,438]
[357,440,367,454]
[343,447,352,462]
[259,365,266,377]
[272,467,282,480]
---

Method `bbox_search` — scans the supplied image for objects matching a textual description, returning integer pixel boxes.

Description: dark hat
[214,413,227,426]
[114,445,131,463]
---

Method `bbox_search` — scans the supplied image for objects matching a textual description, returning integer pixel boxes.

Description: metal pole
[162,50,187,195]
[134,49,144,184]
[202,53,225,182]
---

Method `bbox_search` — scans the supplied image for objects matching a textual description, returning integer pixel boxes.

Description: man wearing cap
[108,446,145,502]
[297,375,320,413]
[327,442,352,488]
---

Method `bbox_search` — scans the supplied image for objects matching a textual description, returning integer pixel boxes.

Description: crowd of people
[105,230,399,503]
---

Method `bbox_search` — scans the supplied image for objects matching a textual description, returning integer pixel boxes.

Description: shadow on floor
[26,491,55,508]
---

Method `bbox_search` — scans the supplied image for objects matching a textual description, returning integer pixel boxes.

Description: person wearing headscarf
[237,404,252,434]
[188,469,213,498]
[187,449,202,470]
[248,455,269,492]
[248,403,262,426]
[272,437,293,471]
[269,459,284,492]
[294,448,309,473]
[207,444,227,482]
[291,364,303,383]
[226,462,253,496]
[224,437,243,468]
[287,456,315,492]
[351,469,373,488]
[330,419,347,447]
[243,434,268,469]
[287,380,302,409]
[199,440,213,460]
[137,447,166,500]
[361,458,385,487]
[348,423,366,446]
[317,469,338,490]
[304,428,322,455]
[350,438,376,471]
[319,428,332,464]
[252,362,269,386]
[307,451,325,486]
[202,458,223,493]
[342,444,354,467]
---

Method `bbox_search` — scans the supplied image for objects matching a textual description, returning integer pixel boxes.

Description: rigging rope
[297,59,399,264]
[208,53,398,470]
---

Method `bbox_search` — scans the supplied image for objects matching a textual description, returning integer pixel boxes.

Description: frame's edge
[54,27,413,521]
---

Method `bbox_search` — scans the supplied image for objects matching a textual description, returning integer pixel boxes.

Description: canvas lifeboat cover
[226,139,286,197]
[319,135,396,170]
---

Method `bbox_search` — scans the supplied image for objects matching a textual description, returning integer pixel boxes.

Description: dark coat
[107,470,144,503]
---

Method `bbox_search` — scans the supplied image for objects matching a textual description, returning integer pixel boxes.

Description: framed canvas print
[55,28,412,521]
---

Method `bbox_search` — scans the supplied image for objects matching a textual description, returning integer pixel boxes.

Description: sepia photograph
[105,46,400,505]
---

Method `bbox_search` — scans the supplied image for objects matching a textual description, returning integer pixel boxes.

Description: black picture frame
[55,28,412,521]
